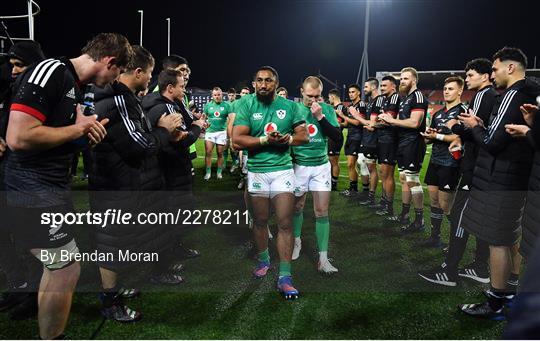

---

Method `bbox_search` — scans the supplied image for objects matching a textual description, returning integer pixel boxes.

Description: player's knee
[277,218,293,231]
[294,201,305,213]
[314,207,328,218]
[33,239,80,272]
[410,185,423,195]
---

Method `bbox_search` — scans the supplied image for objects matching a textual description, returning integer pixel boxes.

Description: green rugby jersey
[234,95,305,173]
[204,100,231,133]
[292,102,339,166]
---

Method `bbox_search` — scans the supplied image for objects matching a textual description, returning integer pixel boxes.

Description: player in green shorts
[203,87,232,180]
[232,66,308,300]
[290,76,343,274]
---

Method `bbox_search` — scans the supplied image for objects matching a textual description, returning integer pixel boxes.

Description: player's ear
[104,56,117,69]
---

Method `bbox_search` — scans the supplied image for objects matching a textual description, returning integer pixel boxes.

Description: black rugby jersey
[397,89,428,147]
[378,92,400,143]
[6,57,83,207]
[429,103,467,167]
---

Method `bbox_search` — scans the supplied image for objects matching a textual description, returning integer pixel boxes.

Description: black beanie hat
[8,40,45,66]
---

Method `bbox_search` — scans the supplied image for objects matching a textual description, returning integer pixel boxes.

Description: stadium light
[27,0,34,39]
[138,10,143,46]
[355,0,370,86]
[166,17,170,56]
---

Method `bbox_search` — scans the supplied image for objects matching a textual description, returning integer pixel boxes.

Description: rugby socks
[293,211,303,239]
[331,176,338,191]
[217,167,223,175]
[205,167,211,175]
[100,285,120,308]
[362,182,369,192]
[507,273,519,294]
[279,261,292,277]
[414,208,424,227]
[223,149,229,169]
[400,203,411,220]
[349,181,358,192]
[258,248,270,264]
[430,206,444,238]
[487,286,506,311]
[315,216,330,253]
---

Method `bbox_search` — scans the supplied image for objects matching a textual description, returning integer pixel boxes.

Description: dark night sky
[2,0,539,94]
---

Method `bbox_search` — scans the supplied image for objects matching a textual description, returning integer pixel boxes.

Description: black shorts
[328,135,344,156]
[377,142,397,165]
[361,146,378,160]
[396,139,426,173]
[424,162,460,191]
[10,204,74,249]
[344,138,362,156]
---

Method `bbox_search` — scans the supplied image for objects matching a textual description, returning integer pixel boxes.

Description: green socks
[258,248,270,263]
[205,167,211,175]
[315,216,330,252]
[223,149,229,168]
[279,261,291,277]
[293,211,304,238]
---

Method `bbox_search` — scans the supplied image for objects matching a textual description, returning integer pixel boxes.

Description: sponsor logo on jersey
[307,124,318,137]
[220,107,224,111]
[66,87,76,99]
[276,109,286,119]
[214,111,220,117]
[264,122,278,135]
[253,113,263,120]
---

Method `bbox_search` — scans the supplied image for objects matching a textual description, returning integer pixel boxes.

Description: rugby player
[203,87,231,180]
[335,84,367,197]
[290,77,342,273]
[418,59,496,286]
[5,33,131,339]
[379,67,428,232]
[459,47,539,319]
[225,87,238,172]
[233,66,308,299]
[277,87,288,98]
[327,89,346,191]
[358,78,385,206]
[374,76,400,216]
[420,76,466,248]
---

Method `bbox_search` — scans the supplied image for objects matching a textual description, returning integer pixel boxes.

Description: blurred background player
[327,89,346,191]
[203,87,231,180]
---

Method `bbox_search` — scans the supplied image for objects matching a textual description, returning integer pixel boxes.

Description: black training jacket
[461,78,540,245]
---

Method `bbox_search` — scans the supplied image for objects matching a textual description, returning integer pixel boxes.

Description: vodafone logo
[214,111,220,117]
[264,122,278,135]
[308,124,318,137]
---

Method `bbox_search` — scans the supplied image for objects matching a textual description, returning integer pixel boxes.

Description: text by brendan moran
[39,250,159,264]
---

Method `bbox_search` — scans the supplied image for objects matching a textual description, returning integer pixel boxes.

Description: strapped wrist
[259,136,269,145]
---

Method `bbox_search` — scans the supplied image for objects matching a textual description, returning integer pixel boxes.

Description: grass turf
[0,138,505,339]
